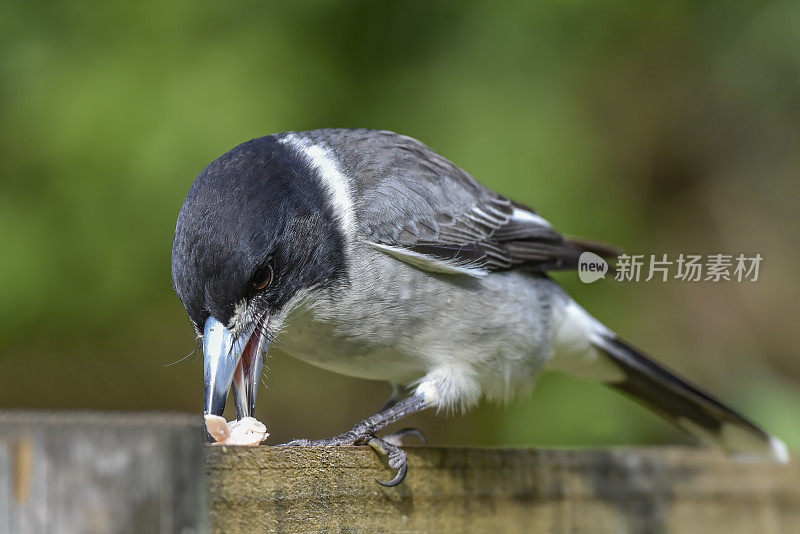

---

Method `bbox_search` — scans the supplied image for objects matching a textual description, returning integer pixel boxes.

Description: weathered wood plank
[207,446,799,534]
[0,411,207,534]
[2,411,796,533]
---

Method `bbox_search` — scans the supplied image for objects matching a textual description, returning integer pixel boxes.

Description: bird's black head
[171,135,348,333]
[171,134,350,419]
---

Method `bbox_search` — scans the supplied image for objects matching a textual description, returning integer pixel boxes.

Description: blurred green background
[1,1,798,451]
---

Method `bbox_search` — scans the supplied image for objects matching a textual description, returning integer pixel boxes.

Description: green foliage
[1,0,798,449]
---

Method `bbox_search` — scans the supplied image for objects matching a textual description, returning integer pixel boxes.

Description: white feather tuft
[547,300,623,382]
[413,365,481,413]
[769,436,791,464]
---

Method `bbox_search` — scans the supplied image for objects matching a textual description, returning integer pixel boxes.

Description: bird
[171,128,788,486]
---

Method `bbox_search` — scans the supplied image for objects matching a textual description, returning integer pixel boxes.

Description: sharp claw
[376,461,408,487]
[368,436,409,487]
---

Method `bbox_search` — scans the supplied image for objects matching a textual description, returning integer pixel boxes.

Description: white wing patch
[367,241,489,278]
[511,207,553,228]
[280,134,357,240]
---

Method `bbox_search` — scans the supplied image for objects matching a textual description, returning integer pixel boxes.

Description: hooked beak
[203,314,270,419]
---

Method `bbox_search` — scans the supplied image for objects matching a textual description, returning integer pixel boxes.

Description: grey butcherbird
[171,129,788,486]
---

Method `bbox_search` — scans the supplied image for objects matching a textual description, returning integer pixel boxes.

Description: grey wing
[308,128,617,274]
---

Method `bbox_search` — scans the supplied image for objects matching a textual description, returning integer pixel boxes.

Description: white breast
[272,244,562,410]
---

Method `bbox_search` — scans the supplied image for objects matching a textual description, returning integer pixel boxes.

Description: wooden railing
[2,411,797,533]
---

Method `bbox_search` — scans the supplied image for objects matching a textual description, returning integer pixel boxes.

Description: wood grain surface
[207,445,799,534]
[0,411,207,534]
[2,411,797,534]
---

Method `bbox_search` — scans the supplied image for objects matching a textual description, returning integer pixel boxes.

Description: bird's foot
[277,395,431,486]
[279,428,365,447]
[280,426,425,447]
[369,428,425,486]
[278,427,424,486]
[367,436,408,487]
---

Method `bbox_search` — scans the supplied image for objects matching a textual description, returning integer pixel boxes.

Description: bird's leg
[282,394,430,446]
[376,384,428,445]
[279,394,431,486]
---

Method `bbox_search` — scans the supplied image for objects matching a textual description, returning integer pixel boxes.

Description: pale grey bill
[203,315,269,418]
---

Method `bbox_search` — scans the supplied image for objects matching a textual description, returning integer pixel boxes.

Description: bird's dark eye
[250,264,273,291]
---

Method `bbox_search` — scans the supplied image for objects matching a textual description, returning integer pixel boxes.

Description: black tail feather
[593,335,788,462]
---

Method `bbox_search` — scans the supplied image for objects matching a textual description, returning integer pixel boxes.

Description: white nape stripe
[367,241,488,278]
[280,134,356,240]
[511,207,553,228]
